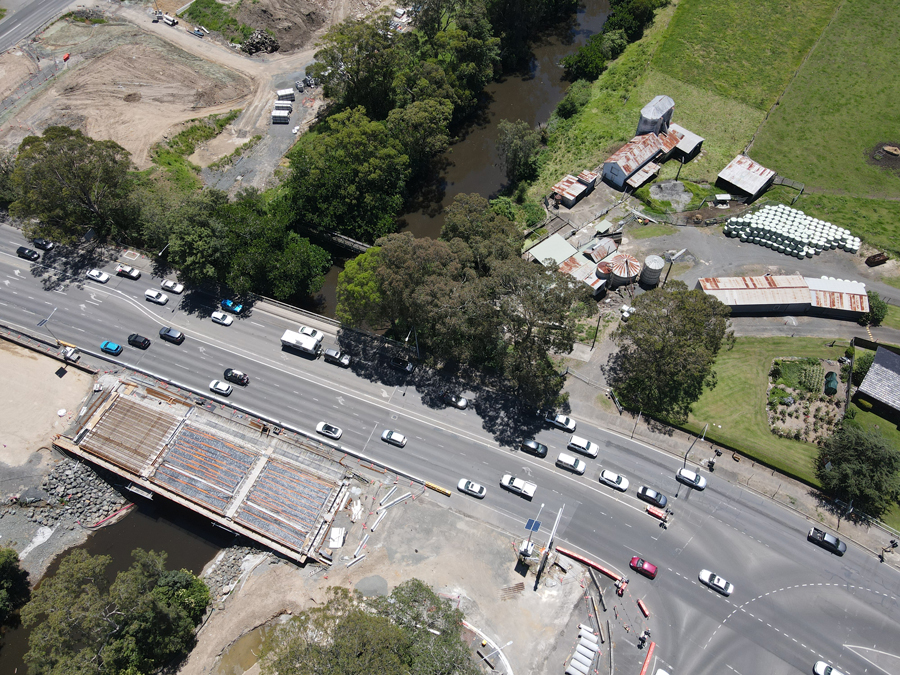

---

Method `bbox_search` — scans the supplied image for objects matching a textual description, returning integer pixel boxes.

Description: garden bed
[767,357,847,444]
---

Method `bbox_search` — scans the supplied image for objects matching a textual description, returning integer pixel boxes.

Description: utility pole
[37,307,60,345]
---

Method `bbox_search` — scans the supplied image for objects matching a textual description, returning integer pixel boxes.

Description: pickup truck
[500,474,536,498]
[60,346,80,362]
[807,527,847,556]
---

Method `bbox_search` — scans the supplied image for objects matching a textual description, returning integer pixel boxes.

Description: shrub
[844,346,855,359]
[858,290,888,326]
[555,80,593,119]
[857,398,873,411]
[852,351,875,386]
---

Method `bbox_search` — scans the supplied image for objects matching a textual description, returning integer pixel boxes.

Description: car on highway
[637,486,668,509]
[209,380,233,396]
[116,264,141,279]
[598,469,629,492]
[699,569,733,596]
[144,289,169,305]
[127,334,151,349]
[629,556,658,579]
[86,269,110,283]
[161,279,184,294]
[224,368,249,386]
[299,326,324,343]
[814,662,845,675]
[323,348,351,367]
[211,311,233,326]
[33,238,54,250]
[676,468,707,490]
[316,422,343,440]
[381,430,407,447]
[17,246,40,261]
[158,327,185,344]
[443,391,468,409]
[545,412,576,432]
[567,435,600,458]
[807,527,847,556]
[220,298,243,314]
[389,356,414,373]
[100,340,123,356]
[556,452,587,475]
[457,479,486,499]
[520,439,548,458]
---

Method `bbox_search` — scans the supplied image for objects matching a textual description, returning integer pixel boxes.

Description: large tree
[495,119,541,184]
[11,126,133,243]
[816,425,900,519]
[607,281,734,423]
[21,548,209,675]
[441,192,519,274]
[387,99,453,174]
[0,546,30,627]
[287,107,410,243]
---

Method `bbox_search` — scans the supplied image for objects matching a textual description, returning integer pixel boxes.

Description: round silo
[595,262,612,280]
[641,255,665,286]
[609,253,642,287]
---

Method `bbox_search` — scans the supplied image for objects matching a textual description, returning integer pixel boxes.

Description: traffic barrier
[425,481,451,497]
[556,546,622,581]
[638,642,656,675]
[637,598,650,617]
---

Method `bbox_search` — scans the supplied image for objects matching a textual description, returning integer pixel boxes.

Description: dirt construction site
[0,0,393,182]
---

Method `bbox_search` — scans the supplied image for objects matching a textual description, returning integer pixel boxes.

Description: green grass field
[652,0,840,111]
[683,336,849,484]
[627,223,678,239]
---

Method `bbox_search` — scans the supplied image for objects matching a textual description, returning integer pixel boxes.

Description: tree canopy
[607,281,734,423]
[496,119,541,184]
[859,290,888,327]
[21,548,209,675]
[0,546,30,628]
[816,425,900,519]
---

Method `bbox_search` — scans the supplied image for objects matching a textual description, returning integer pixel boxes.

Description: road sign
[524,519,541,532]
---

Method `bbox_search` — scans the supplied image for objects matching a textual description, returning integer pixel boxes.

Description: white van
[556,453,587,475]
[568,435,600,458]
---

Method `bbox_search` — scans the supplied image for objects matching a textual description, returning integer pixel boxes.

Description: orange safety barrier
[638,642,656,675]
[556,546,622,582]
[637,598,650,617]
[647,506,667,520]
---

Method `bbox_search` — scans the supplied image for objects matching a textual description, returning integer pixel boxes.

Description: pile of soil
[234,0,331,52]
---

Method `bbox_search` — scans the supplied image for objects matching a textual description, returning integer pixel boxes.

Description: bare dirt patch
[868,141,900,176]
[0,50,39,102]
[234,0,331,53]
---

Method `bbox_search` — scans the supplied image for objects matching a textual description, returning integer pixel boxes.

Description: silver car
[598,469,629,492]
[545,412,576,432]
[86,269,110,283]
[209,380,233,396]
[316,422,343,440]
[211,311,233,326]
[676,468,707,490]
[699,569,733,596]
[161,279,184,294]
[381,430,407,447]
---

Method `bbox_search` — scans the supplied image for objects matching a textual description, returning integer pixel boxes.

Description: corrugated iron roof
[805,277,869,312]
[528,234,578,266]
[626,161,661,188]
[609,253,641,279]
[585,237,618,262]
[698,275,809,306]
[605,135,663,176]
[717,155,776,196]
[669,123,704,154]
[552,174,588,202]
[577,169,599,185]
[641,95,674,120]
[699,275,807,291]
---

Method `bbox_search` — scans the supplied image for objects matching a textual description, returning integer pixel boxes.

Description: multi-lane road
[2,226,899,675]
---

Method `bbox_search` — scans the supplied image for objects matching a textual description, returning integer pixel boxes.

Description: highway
[0,0,72,53]
[2,226,899,675]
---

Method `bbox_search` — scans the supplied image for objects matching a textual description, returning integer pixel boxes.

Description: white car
[144,289,169,305]
[211,311,233,326]
[545,413,576,432]
[814,662,845,675]
[316,422,343,440]
[299,326,324,343]
[676,468,708,490]
[116,264,141,279]
[568,435,600,458]
[86,269,110,283]
[598,469,629,492]
[381,430,407,447]
[457,479,486,498]
[161,279,184,294]
[699,569,734,596]
[209,380,233,396]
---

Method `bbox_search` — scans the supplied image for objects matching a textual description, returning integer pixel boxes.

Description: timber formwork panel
[270,440,345,483]
[234,459,337,550]
[82,398,181,473]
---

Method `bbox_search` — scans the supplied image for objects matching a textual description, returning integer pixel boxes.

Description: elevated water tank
[608,253,641,287]
[640,255,665,286]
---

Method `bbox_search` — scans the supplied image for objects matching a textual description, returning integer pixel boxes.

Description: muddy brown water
[305,0,611,316]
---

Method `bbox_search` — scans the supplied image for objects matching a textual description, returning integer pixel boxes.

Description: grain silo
[640,255,665,287]
[608,253,642,287]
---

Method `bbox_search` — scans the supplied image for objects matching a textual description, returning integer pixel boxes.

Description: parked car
[316,422,343,440]
[209,380,233,396]
[457,479,486,498]
[33,238,54,250]
[598,469,629,492]
[224,368,249,386]
[144,289,169,305]
[676,468,707,490]
[127,334,151,349]
[814,662,845,675]
[17,246,40,261]
[100,340,123,356]
[520,439,548,458]
[86,269,110,283]
[545,412,576,432]
[158,327,185,344]
[699,569,734,596]
[556,452,587,475]
[323,348,351,367]
[161,279,184,294]
[637,486,668,509]
[220,298,243,314]
[211,311,233,326]
[381,430,407,447]
[629,556,658,579]
[443,391,468,409]
[116,264,141,279]
[298,326,324,343]
[807,527,847,556]
[568,435,600,458]
[390,356,414,373]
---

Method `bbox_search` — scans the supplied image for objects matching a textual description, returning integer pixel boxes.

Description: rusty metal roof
[698,275,809,306]
[605,135,663,176]
[717,155,776,196]
[626,161,661,188]
[669,123,704,154]
[806,277,869,313]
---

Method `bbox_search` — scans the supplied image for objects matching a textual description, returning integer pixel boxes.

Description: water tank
[608,253,641,287]
[595,262,612,280]
[640,255,665,286]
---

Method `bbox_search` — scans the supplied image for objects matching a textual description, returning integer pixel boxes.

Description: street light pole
[526,502,545,549]
[37,307,60,345]
[683,422,709,468]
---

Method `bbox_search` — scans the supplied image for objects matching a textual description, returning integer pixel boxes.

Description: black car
[389,356,414,373]
[637,486,668,509]
[807,527,847,556]
[17,246,40,261]
[224,368,249,386]
[158,327,185,344]
[127,333,151,349]
[33,238,54,250]
[520,439,548,458]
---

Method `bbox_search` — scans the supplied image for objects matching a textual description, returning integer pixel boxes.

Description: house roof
[858,347,900,411]
[528,234,578,266]
[717,155,776,196]
[669,122,704,154]
[551,174,588,202]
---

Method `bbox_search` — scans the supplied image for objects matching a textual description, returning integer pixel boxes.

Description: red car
[630,556,658,579]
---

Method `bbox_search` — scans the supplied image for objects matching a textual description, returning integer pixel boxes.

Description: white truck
[281,329,320,356]
[500,474,536,498]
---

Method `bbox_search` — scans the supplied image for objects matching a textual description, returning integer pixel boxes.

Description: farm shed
[698,275,811,314]
[857,347,900,414]
[526,234,577,266]
[636,95,674,135]
[668,122,704,160]
[806,277,869,318]
[716,155,776,201]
